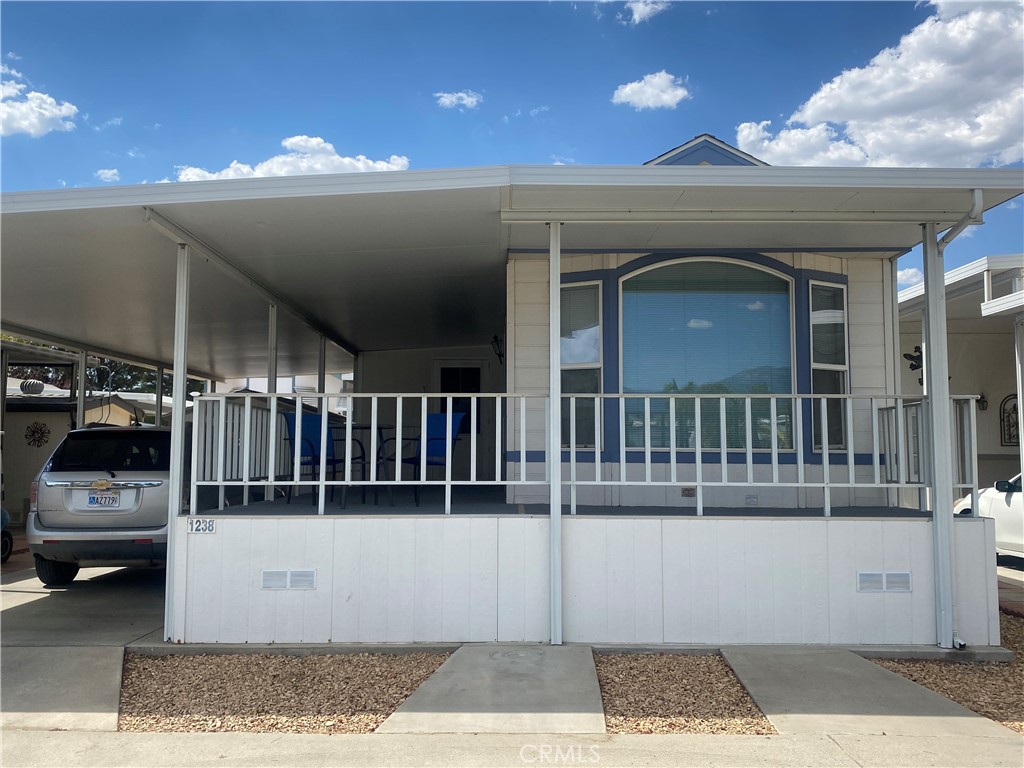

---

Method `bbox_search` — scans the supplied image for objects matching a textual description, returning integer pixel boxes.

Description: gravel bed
[118,652,449,734]
[594,653,775,734]
[873,612,1024,734]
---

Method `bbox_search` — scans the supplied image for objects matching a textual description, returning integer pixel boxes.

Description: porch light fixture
[491,335,505,365]
[978,393,988,411]
[903,345,923,386]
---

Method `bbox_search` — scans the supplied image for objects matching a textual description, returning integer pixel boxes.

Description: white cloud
[0,64,78,137]
[127,147,143,158]
[746,301,765,311]
[736,2,1023,167]
[612,70,690,111]
[529,106,549,118]
[7,52,22,61]
[897,267,924,287]
[688,319,713,329]
[619,0,670,25]
[93,116,123,131]
[551,154,576,165]
[174,135,409,181]
[94,168,120,183]
[434,90,483,110]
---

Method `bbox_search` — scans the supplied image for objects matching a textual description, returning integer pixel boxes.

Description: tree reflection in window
[621,260,793,451]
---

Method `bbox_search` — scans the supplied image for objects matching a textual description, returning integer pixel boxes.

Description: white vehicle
[954,474,1023,558]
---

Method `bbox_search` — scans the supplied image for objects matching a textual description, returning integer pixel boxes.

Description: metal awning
[2,164,1020,380]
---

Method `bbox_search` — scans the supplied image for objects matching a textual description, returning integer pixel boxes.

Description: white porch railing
[189,392,978,517]
[190,392,550,515]
[561,394,979,516]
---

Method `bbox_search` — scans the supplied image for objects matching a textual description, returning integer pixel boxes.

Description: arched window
[621,259,793,449]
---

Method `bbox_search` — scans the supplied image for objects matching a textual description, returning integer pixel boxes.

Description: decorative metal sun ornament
[25,421,51,448]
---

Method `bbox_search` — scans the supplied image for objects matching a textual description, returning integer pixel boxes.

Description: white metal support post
[165,244,191,642]
[154,367,164,426]
[548,222,563,645]
[922,222,955,649]
[268,304,279,394]
[265,304,279,502]
[1015,313,1024,481]
[317,335,326,410]
[75,350,88,428]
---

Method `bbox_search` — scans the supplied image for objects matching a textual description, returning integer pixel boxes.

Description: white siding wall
[181,515,549,643]
[177,515,997,647]
[562,516,999,646]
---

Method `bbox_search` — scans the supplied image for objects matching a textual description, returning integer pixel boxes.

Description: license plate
[88,490,120,508]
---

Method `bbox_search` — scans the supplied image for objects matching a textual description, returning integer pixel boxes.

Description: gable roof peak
[646,134,768,167]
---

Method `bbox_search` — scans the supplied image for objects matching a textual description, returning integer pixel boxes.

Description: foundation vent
[261,570,317,590]
[857,571,912,593]
[857,572,884,592]
[289,570,317,590]
[261,570,288,589]
[885,571,912,592]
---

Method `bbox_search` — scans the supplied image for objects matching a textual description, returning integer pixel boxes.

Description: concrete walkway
[377,645,606,733]
[1,564,164,732]
[722,646,1016,738]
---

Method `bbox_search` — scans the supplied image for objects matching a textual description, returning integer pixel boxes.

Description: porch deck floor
[195,486,928,517]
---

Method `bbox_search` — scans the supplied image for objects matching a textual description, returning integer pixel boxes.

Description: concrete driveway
[0,564,164,731]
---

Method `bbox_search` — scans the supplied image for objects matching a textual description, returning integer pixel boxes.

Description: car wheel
[34,555,79,586]
[1,530,12,563]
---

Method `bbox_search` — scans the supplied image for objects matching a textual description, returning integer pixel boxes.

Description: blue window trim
[558,252,849,465]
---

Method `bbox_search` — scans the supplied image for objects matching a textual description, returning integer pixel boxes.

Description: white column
[0,349,8,436]
[1015,313,1024,480]
[0,349,7,488]
[154,367,164,427]
[165,244,191,642]
[267,304,279,394]
[548,222,563,645]
[922,223,955,649]
[318,335,327,408]
[76,350,88,428]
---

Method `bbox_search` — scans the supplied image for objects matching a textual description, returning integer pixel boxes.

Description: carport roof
[2,164,1021,380]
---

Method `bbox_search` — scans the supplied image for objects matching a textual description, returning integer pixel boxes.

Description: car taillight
[30,481,38,513]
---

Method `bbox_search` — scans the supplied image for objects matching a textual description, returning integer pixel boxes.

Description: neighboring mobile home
[2,135,1021,648]
[899,255,1023,488]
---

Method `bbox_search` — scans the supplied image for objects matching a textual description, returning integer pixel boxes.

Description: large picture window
[621,260,793,450]
[561,283,601,447]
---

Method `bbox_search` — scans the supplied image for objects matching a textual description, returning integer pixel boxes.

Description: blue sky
[2,1,1021,282]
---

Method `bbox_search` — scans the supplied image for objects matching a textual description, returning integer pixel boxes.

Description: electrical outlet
[745,495,758,506]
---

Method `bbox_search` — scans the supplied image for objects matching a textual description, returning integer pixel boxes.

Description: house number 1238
[188,518,216,534]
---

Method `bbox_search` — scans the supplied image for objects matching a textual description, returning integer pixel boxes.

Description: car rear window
[49,431,171,473]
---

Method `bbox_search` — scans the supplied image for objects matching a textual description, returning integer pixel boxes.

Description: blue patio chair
[389,411,467,507]
[282,412,366,506]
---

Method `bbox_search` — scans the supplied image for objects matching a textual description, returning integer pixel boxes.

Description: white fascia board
[4,164,1021,215]
[506,164,1024,192]
[981,290,1024,317]
[0,166,514,214]
[898,254,1024,306]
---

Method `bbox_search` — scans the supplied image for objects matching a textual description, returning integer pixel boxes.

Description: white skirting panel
[562,517,999,647]
[180,516,550,644]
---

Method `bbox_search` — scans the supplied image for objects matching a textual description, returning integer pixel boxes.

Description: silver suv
[28,426,171,586]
